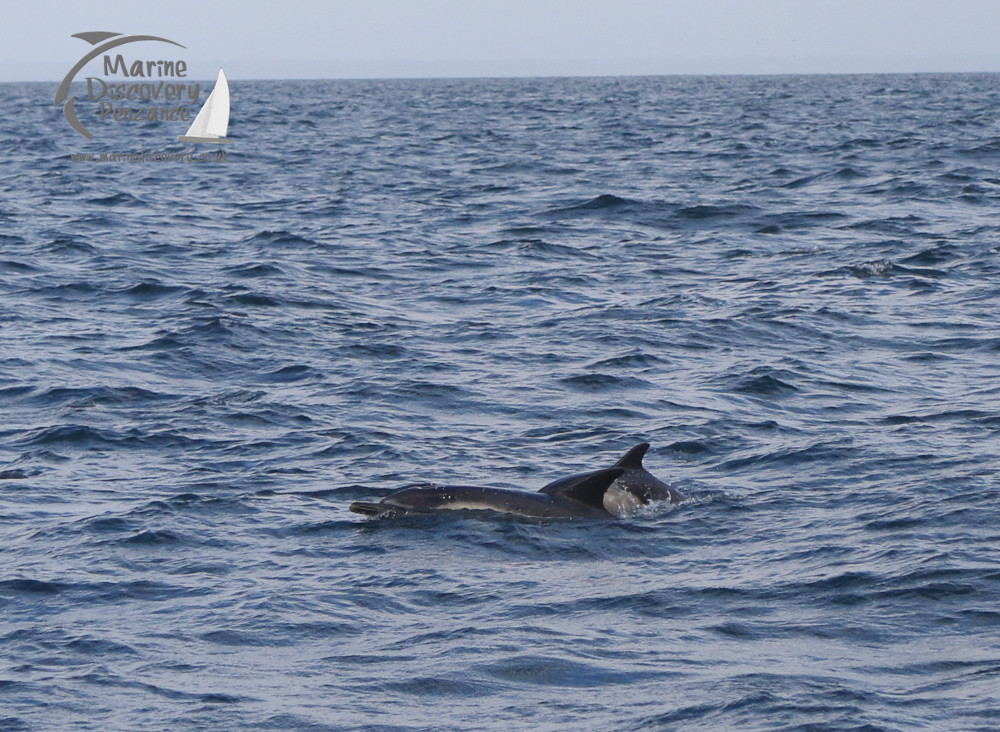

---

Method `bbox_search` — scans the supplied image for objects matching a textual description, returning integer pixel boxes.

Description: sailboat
[179,68,233,144]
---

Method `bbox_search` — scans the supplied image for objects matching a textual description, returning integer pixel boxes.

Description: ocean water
[2,73,1000,730]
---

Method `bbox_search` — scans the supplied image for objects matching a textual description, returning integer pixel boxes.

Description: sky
[6,0,1000,82]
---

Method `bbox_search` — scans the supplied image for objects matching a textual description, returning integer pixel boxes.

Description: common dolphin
[539,442,683,514]
[349,467,625,519]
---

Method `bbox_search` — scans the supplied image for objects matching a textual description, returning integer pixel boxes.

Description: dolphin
[539,442,683,514]
[349,467,625,519]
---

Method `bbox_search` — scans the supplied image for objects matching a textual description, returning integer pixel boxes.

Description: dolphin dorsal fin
[614,443,650,470]
[550,467,623,510]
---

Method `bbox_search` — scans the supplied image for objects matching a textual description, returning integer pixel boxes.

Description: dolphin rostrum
[349,467,625,519]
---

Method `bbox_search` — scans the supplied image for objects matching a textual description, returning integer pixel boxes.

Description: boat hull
[178,135,233,144]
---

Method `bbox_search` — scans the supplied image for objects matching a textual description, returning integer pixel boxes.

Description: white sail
[179,69,232,143]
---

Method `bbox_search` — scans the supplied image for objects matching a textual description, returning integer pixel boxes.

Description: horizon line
[7,67,1000,84]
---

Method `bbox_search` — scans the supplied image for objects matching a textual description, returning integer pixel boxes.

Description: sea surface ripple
[1,74,999,730]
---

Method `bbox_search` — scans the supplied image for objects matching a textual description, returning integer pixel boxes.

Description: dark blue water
[2,74,1000,730]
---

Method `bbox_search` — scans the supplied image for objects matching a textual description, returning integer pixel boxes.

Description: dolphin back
[543,467,624,513]
[349,469,623,519]
[539,442,683,506]
[538,443,651,496]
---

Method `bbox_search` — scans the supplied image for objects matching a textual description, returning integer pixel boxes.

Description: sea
[2,73,999,731]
